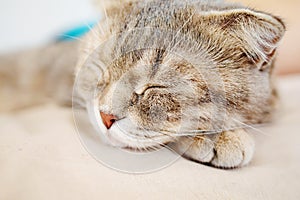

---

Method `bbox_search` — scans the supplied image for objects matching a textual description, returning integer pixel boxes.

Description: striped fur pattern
[0,0,285,168]
[75,0,285,168]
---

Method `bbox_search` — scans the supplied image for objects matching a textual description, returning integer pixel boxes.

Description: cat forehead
[104,48,200,84]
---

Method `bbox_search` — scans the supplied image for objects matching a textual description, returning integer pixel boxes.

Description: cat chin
[98,117,173,150]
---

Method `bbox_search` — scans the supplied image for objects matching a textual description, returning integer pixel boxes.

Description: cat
[0,0,285,168]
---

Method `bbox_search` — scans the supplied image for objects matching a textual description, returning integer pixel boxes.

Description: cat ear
[207,9,286,70]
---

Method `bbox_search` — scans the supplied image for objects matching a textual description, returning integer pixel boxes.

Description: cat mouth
[101,118,174,149]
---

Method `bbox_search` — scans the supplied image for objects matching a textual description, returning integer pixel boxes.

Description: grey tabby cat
[0,0,285,168]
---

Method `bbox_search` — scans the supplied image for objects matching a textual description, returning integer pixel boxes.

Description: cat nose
[100,111,118,129]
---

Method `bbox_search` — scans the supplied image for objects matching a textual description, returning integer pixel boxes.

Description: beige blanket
[1,75,300,200]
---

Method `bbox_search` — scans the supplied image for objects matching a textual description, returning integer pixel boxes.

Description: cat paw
[173,136,215,163]
[209,129,255,168]
[174,129,255,168]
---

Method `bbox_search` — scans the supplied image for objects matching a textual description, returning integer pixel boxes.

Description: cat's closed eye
[135,84,167,95]
[129,84,167,106]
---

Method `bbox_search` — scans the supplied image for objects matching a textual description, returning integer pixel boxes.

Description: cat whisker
[96,22,106,35]
[56,34,84,42]
[147,144,163,152]
[150,141,171,152]
[160,130,219,137]
[83,21,101,38]
[99,0,110,32]
[232,118,271,137]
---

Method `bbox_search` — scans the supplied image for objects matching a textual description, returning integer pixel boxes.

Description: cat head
[77,2,285,149]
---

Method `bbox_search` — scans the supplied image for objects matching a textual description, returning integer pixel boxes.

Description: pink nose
[100,112,117,129]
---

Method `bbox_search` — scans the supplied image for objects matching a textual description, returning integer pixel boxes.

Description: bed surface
[1,75,300,200]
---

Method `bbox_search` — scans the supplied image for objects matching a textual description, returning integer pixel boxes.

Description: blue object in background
[56,21,98,41]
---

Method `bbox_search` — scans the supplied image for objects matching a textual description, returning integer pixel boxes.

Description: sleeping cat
[0,0,285,168]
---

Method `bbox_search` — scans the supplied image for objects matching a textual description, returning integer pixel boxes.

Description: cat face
[97,49,208,149]
[78,1,285,149]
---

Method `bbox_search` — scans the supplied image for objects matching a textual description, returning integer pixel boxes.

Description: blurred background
[0,0,299,74]
[0,0,99,53]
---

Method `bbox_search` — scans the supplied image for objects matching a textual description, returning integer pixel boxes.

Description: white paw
[174,136,215,163]
[210,129,255,168]
[174,129,255,168]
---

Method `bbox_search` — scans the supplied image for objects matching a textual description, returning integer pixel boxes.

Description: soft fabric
[0,75,299,200]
